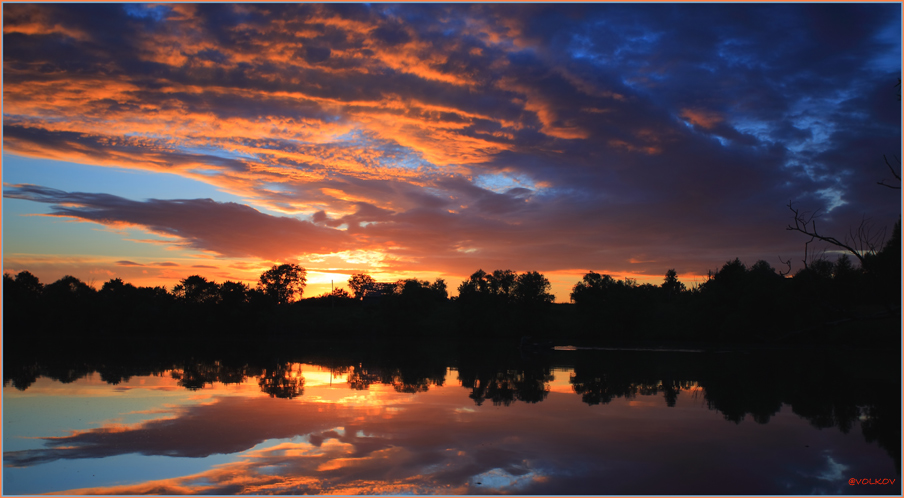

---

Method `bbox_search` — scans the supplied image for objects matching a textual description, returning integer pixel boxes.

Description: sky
[2,3,901,299]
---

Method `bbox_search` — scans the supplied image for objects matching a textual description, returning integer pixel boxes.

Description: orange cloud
[608,139,661,155]
[2,5,90,41]
[680,108,723,129]
[5,3,831,288]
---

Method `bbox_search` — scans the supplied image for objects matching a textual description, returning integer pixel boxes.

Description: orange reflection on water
[6,365,701,495]
[6,362,898,496]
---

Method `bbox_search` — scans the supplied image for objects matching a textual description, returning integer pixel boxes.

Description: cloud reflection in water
[2,364,898,495]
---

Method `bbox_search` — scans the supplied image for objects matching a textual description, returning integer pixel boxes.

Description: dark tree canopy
[348,273,376,300]
[459,269,553,307]
[457,269,490,296]
[487,269,517,298]
[662,269,686,296]
[173,275,220,304]
[14,270,44,297]
[513,271,554,307]
[430,278,448,300]
[219,280,250,306]
[570,271,619,306]
[258,264,307,304]
[101,278,136,294]
[44,275,96,301]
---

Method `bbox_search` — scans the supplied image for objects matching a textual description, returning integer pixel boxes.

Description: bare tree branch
[786,202,876,266]
[801,235,815,268]
[778,256,792,276]
[877,154,901,189]
[848,217,886,256]
[804,238,827,269]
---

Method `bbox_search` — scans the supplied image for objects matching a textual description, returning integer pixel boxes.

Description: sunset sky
[2,3,901,299]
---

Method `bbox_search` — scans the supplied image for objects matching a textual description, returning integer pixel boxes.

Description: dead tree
[786,202,886,268]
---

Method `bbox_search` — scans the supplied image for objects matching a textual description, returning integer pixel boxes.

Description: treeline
[3,221,899,346]
[3,263,311,341]
[567,220,900,344]
[2,264,559,344]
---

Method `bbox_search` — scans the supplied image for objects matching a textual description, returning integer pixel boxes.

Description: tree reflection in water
[259,363,305,399]
[171,360,263,391]
[459,367,553,406]
[3,345,900,472]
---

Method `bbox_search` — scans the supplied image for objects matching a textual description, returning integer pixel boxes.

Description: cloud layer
[4,184,351,260]
[3,3,901,287]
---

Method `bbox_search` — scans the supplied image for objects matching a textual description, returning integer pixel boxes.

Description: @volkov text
[849,478,896,485]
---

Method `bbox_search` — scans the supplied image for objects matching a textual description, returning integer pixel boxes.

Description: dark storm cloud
[3,3,900,279]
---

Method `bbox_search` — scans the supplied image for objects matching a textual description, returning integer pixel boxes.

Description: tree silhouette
[661,269,685,297]
[173,275,220,304]
[219,281,249,307]
[513,271,554,306]
[430,278,448,300]
[487,269,517,298]
[457,269,519,306]
[11,270,44,299]
[99,278,141,318]
[457,269,490,296]
[328,288,352,299]
[44,275,96,301]
[101,278,135,295]
[348,273,376,300]
[394,278,448,303]
[258,264,306,304]
[705,258,747,291]
[860,219,901,310]
[570,271,619,307]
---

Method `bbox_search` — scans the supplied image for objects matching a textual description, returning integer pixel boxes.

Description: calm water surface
[3,350,901,495]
